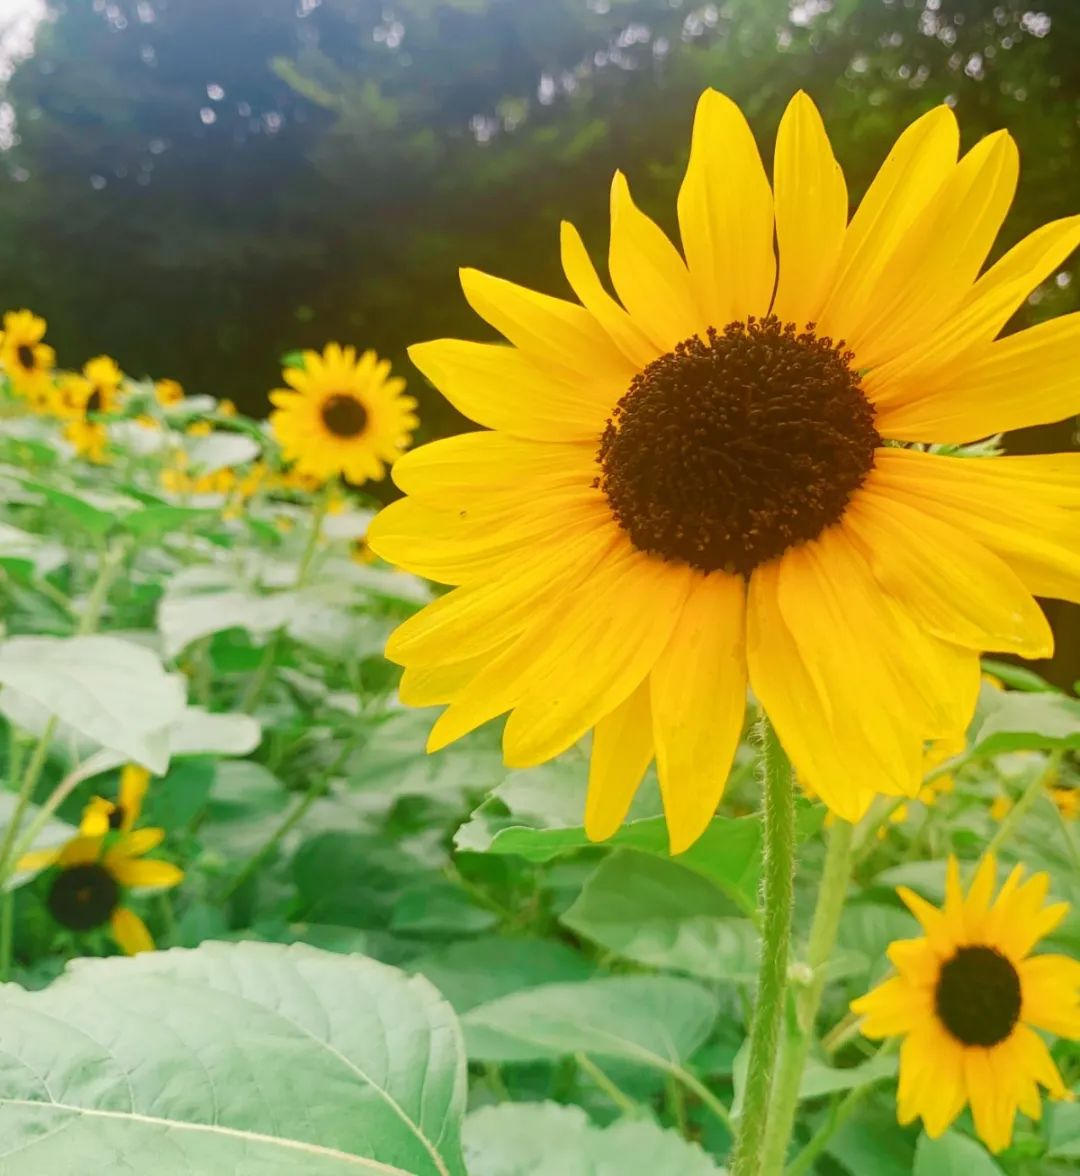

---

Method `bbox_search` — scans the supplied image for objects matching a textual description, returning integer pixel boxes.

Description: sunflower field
[1,86,1080,1176]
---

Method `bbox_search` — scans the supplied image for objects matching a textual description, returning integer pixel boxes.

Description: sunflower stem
[759,818,855,1174]
[982,750,1063,865]
[730,718,796,1176]
[240,480,333,714]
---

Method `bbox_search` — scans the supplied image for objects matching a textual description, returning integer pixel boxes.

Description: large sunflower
[851,855,1079,1153]
[0,308,55,399]
[369,91,1080,852]
[269,343,418,485]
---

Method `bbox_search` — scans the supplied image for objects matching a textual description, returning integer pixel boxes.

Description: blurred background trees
[1,0,1078,675]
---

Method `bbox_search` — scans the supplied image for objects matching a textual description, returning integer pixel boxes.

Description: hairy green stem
[760,818,855,1174]
[730,719,796,1176]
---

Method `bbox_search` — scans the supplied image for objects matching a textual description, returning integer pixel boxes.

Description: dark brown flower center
[935,944,1022,1047]
[85,387,103,415]
[16,344,35,370]
[107,804,126,831]
[320,393,368,438]
[596,316,879,575]
[47,863,119,931]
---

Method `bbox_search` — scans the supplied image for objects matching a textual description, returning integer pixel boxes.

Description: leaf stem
[730,718,796,1176]
[575,1052,639,1115]
[759,818,855,1173]
[982,751,1062,863]
[670,1062,734,1131]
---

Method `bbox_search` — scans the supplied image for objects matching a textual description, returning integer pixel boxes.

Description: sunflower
[155,377,185,406]
[269,343,418,485]
[851,855,1079,1153]
[0,309,55,399]
[368,89,1080,852]
[18,783,183,956]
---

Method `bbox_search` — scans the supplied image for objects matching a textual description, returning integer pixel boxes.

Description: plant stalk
[759,818,855,1174]
[730,718,796,1176]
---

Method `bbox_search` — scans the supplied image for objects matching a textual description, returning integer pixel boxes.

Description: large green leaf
[913,1130,1005,1176]
[463,1102,724,1175]
[0,941,467,1174]
[561,850,758,977]
[0,634,187,773]
[461,975,718,1068]
[970,691,1080,755]
[410,937,596,1013]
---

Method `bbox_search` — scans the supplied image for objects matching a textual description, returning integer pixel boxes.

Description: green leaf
[456,764,820,904]
[561,850,758,978]
[797,1051,898,1101]
[913,1130,1005,1175]
[980,659,1059,694]
[0,941,467,1175]
[390,880,498,936]
[122,504,218,538]
[461,975,718,1068]
[971,691,1080,755]
[410,937,596,1013]
[0,634,187,773]
[18,479,116,533]
[463,1102,724,1175]
[1047,1101,1080,1159]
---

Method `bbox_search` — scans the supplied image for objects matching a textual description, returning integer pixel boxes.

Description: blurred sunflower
[154,377,185,406]
[370,89,1080,852]
[18,777,182,956]
[852,856,1079,1152]
[81,355,123,414]
[0,309,55,398]
[269,343,418,485]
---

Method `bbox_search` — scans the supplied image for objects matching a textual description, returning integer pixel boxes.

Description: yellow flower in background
[63,419,109,463]
[852,856,1078,1152]
[186,420,213,437]
[278,465,323,493]
[82,354,123,413]
[155,377,185,406]
[18,786,182,956]
[269,343,418,485]
[0,309,55,397]
[369,89,1080,852]
[81,764,151,838]
[991,793,1014,822]
[218,398,237,417]
[1050,786,1079,821]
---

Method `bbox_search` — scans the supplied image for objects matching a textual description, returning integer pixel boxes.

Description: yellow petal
[108,857,184,889]
[458,267,635,389]
[866,214,1080,406]
[106,827,165,861]
[16,846,62,873]
[1019,954,1080,1038]
[843,477,1054,658]
[559,220,656,369]
[608,170,704,352]
[869,448,1080,605]
[878,311,1080,443]
[746,559,877,822]
[676,89,774,326]
[391,431,594,505]
[771,91,848,327]
[584,677,654,843]
[407,337,612,442]
[118,764,151,828]
[110,906,155,955]
[965,1047,1014,1154]
[843,129,1017,371]
[818,105,958,356]
[79,798,113,838]
[501,549,694,767]
[850,975,928,1037]
[649,571,747,854]
[58,836,104,867]
[397,653,496,708]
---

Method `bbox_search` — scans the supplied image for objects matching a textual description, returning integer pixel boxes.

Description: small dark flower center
[107,805,125,831]
[85,387,103,415]
[16,344,35,370]
[935,944,1022,1047]
[596,316,879,575]
[47,863,120,932]
[320,393,368,438]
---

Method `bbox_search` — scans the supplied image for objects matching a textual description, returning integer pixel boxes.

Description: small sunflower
[81,354,123,414]
[851,855,1079,1153]
[18,786,183,956]
[155,377,185,406]
[369,89,1080,851]
[269,343,418,485]
[0,309,55,398]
